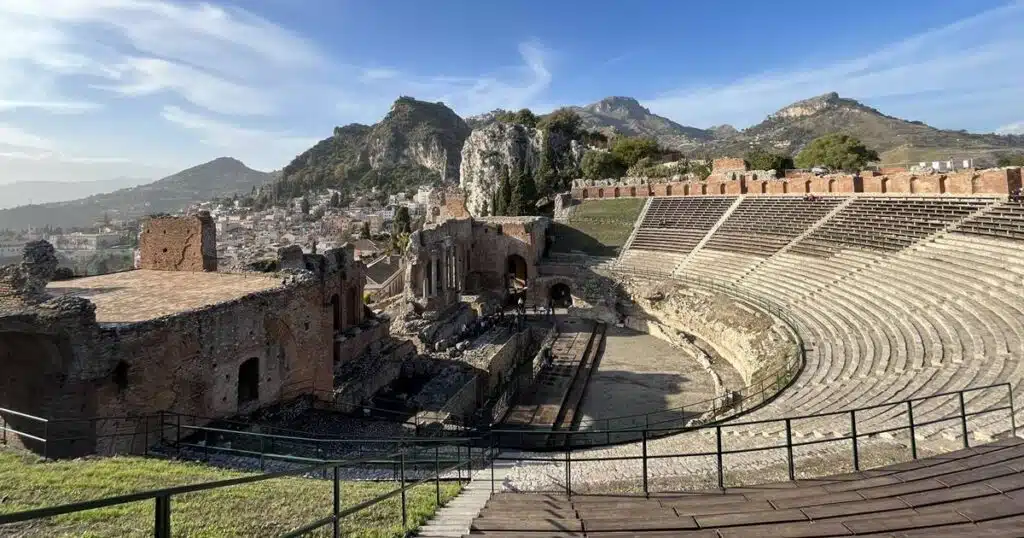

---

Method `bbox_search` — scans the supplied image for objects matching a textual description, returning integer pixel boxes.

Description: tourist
[546,297,554,318]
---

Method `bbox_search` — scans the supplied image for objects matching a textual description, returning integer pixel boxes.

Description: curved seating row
[473,437,1024,537]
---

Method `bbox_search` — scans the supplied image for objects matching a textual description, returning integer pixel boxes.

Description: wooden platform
[468,437,1024,537]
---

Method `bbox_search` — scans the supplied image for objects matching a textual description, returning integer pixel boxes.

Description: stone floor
[577,325,725,431]
[46,270,281,323]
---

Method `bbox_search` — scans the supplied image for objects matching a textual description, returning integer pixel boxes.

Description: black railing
[0,445,474,538]
[486,382,1016,495]
[2,383,1016,536]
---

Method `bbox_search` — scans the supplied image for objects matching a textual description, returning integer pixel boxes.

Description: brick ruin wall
[1,237,374,457]
[570,167,1023,200]
[139,212,217,271]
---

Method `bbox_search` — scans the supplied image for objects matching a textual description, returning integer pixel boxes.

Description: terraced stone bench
[477,438,1024,537]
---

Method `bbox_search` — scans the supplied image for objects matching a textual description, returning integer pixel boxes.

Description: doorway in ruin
[330,294,341,332]
[881,178,890,193]
[0,331,61,442]
[506,254,528,291]
[549,283,573,308]
[237,358,260,407]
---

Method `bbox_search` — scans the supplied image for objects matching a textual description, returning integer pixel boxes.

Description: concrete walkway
[415,456,517,537]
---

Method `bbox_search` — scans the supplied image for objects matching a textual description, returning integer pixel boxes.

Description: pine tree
[495,166,512,216]
[536,135,556,198]
[512,169,537,216]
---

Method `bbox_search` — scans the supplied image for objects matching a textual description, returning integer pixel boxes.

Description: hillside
[262,96,470,205]
[570,96,714,148]
[0,157,274,230]
[0,177,151,210]
[707,92,1024,166]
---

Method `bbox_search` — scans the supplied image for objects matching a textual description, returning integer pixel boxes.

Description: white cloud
[997,122,1024,135]
[0,124,53,151]
[0,100,100,113]
[0,0,557,182]
[160,105,319,169]
[643,2,1024,130]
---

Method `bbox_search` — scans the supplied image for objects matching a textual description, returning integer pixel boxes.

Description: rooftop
[46,270,282,324]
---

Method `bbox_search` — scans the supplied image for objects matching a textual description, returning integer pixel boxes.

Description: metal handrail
[486,381,1016,495]
[0,445,472,538]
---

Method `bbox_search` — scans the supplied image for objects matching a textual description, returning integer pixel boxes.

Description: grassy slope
[552,198,645,257]
[0,449,461,538]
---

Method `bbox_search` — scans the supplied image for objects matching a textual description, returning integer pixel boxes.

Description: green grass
[0,449,461,538]
[552,198,645,257]
[572,198,645,220]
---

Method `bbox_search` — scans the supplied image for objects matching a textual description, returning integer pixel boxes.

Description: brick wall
[139,213,217,271]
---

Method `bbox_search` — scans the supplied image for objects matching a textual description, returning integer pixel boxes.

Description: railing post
[434,445,441,506]
[259,437,265,472]
[144,415,150,457]
[959,391,970,449]
[154,494,171,538]
[490,434,495,495]
[466,439,472,479]
[907,400,917,460]
[785,418,795,481]
[716,425,724,489]
[400,451,408,530]
[43,422,48,460]
[333,465,341,538]
[642,429,649,497]
[176,414,181,457]
[565,440,572,497]
[1010,385,1018,438]
[850,410,859,471]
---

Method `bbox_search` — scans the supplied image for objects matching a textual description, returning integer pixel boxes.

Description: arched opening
[549,283,573,308]
[701,184,708,195]
[804,180,813,193]
[506,254,528,291]
[760,182,768,194]
[909,177,918,194]
[629,186,636,197]
[237,357,260,407]
[665,185,673,196]
[330,294,341,331]
[828,179,836,193]
[683,184,690,196]
[580,188,588,199]
[613,187,620,198]
[939,176,948,194]
[597,188,605,199]
[719,183,727,195]
[881,178,890,193]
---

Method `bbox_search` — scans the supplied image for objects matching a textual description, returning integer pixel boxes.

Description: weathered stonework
[0,217,375,457]
[140,211,217,271]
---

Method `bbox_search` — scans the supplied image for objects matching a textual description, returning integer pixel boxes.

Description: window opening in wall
[237,358,259,406]
[113,361,129,392]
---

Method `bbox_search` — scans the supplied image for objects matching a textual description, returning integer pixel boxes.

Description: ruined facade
[403,216,549,313]
[139,211,218,271]
[570,166,1023,200]
[0,216,371,457]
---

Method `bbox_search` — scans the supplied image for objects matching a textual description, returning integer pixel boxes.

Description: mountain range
[0,158,274,230]
[571,92,1024,165]
[0,177,150,210]
[1,92,1022,230]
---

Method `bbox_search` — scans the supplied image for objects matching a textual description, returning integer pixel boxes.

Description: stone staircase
[672,194,745,276]
[615,196,653,265]
[416,457,516,537]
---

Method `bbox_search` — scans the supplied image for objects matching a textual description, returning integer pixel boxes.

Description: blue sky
[0,0,1022,185]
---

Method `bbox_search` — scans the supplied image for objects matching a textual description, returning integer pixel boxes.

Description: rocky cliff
[265,97,470,204]
[459,122,584,216]
[571,96,713,149]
